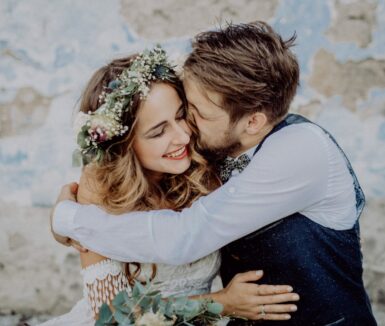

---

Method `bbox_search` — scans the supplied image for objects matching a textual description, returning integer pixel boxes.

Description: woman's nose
[173,121,191,144]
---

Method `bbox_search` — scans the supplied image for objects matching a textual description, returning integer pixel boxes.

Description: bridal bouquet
[95,280,224,326]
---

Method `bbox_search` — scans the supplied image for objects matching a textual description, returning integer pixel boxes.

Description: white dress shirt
[53,122,357,265]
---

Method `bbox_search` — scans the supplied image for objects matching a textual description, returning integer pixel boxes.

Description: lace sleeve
[81,259,130,317]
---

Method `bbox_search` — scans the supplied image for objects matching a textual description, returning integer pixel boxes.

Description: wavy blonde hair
[78,54,220,284]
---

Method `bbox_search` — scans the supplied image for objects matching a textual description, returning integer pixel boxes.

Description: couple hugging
[43,21,376,325]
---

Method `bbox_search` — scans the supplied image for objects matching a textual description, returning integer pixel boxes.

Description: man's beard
[196,131,241,164]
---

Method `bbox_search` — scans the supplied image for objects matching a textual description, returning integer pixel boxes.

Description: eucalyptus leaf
[77,129,88,149]
[112,291,129,308]
[206,302,224,315]
[72,149,82,167]
[162,300,174,318]
[146,290,161,296]
[113,310,133,324]
[95,303,114,326]
[132,280,146,296]
[138,296,152,310]
[152,294,162,312]
[116,304,133,314]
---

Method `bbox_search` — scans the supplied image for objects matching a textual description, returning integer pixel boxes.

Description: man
[52,22,376,325]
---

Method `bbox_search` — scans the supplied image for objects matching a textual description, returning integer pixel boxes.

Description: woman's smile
[163,146,188,160]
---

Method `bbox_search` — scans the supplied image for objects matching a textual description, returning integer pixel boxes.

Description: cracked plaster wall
[0,0,385,323]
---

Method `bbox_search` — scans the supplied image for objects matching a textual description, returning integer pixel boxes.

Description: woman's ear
[245,112,268,135]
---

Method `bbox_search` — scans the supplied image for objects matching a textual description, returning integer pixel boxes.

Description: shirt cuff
[52,200,81,241]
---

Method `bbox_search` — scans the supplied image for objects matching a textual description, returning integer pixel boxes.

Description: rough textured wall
[0,0,384,324]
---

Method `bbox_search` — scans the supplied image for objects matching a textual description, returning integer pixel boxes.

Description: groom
[52,22,376,325]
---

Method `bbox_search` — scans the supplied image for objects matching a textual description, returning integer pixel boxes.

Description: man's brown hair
[184,21,299,124]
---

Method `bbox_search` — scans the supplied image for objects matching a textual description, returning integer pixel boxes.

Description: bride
[41,47,297,325]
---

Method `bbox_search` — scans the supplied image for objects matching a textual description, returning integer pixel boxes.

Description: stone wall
[1,0,384,324]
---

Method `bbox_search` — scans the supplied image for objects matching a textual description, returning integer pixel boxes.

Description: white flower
[89,115,123,139]
[168,52,187,78]
[135,311,175,326]
[73,112,91,139]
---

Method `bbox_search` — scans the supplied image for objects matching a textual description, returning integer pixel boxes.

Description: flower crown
[73,46,176,165]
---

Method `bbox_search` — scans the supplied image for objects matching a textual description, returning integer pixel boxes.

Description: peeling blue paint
[54,46,75,68]
[0,150,28,165]
[0,0,384,203]
[378,122,385,141]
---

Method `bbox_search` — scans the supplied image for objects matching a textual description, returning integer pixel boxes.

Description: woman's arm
[191,271,299,321]
[80,250,107,269]
[76,169,130,319]
[80,253,129,319]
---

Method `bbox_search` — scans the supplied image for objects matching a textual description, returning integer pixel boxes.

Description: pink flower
[89,126,109,142]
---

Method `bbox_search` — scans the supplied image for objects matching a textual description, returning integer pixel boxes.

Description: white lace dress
[38,251,221,325]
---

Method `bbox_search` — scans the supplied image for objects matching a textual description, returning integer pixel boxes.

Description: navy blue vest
[221,114,376,326]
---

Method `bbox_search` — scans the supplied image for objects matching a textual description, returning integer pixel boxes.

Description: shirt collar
[231,144,258,160]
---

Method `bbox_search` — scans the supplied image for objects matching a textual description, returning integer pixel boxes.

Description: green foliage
[95,280,224,326]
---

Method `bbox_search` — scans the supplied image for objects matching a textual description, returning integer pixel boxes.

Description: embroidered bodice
[82,251,221,316]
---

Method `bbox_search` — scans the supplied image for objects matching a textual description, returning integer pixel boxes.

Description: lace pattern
[81,259,130,316]
[129,250,221,297]
[79,251,220,318]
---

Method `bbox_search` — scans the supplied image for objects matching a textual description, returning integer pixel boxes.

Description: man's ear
[245,112,268,135]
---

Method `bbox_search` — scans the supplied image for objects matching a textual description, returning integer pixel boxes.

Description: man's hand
[215,270,299,321]
[50,182,79,247]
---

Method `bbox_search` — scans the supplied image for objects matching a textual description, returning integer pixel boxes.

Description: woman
[41,47,297,325]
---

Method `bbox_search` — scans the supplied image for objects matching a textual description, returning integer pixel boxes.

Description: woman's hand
[213,270,299,321]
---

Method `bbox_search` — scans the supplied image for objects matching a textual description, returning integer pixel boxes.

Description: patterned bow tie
[219,154,251,183]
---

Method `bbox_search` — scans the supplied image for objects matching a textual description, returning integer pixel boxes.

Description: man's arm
[53,126,329,264]
[50,182,75,247]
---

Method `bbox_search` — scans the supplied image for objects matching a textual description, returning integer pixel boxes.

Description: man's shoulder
[268,120,328,147]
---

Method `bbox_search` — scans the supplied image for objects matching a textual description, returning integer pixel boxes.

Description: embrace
[43,21,376,326]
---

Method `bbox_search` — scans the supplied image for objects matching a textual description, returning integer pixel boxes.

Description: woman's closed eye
[150,128,166,138]
[148,107,186,138]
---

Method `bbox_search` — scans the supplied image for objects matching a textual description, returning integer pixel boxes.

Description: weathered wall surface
[1,0,385,324]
